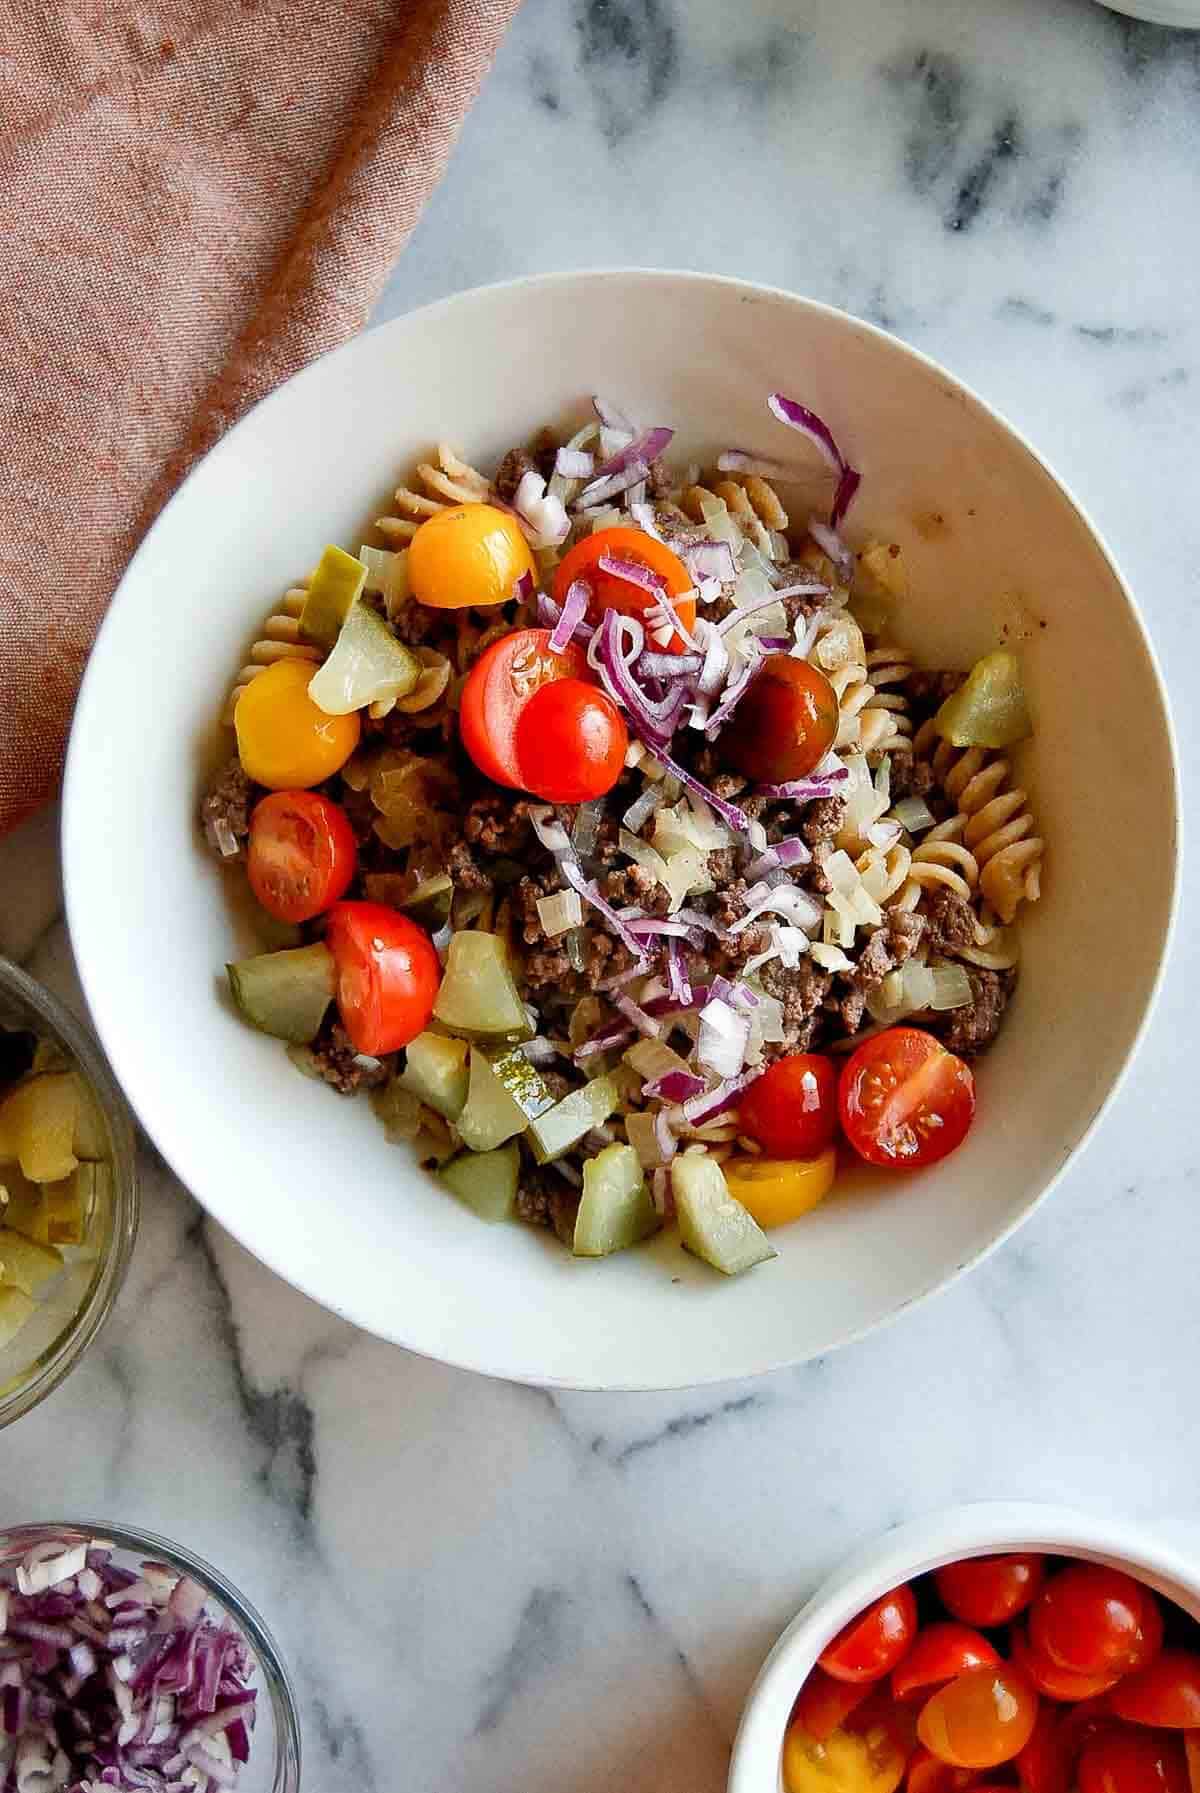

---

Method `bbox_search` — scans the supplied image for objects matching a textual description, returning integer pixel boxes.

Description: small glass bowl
[0,957,139,1426]
[0,1520,301,1791]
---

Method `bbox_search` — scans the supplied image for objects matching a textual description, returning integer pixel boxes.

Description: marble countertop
[4,1,1200,1786]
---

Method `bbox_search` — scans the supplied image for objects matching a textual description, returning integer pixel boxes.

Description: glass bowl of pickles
[0,957,138,1426]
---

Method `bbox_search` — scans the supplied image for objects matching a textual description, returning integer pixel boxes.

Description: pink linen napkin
[0,0,523,834]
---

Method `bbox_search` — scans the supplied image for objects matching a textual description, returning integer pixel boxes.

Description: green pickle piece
[0,1287,35,1351]
[0,1074,79,1183]
[486,1047,555,1123]
[308,599,421,717]
[529,1074,619,1164]
[400,874,454,932]
[0,1227,63,1297]
[935,649,1032,749]
[399,1032,470,1121]
[672,1154,777,1276]
[299,544,367,648]
[573,1143,659,1258]
[439,1140,520,1222]
[227,943,335,1044]
[433,932,531,1043]
[456,1049,530,1154]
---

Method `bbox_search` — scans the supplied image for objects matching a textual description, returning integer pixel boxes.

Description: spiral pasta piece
[858,644,913,757]
[911,719,1043,924]
[376,443,492,543]
[222,582,320,725]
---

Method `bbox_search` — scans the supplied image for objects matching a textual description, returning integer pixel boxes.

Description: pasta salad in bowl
[63,271,1176,1387]
[200,390,1044,1277]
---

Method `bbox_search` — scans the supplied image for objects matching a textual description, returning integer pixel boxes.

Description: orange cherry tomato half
[907,1745,981,1793]
[1030,1567,1162,1682]
[894,1625,1000,1703]
[246,791,357,924]
[793,1668,871,1743]
[819,1586,919,1685]
[459,627,590,789]
[1110,1653,1200,1730]
[721,653,839,785]
[917,1665,1039,1770]
[1017,1705,1071,1793]
[839,1027,976,1169]
[737,1053,839,1159]
[1011,1625,1121,1703]
[515,677,628,803]
[936,1556,1045,1629]
[325,901,440,1056]
[1184,1733,1200,1793]
[553,525,696,654]
[1079,1726,1189,1793]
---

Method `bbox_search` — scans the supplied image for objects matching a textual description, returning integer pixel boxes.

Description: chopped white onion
[536,889,584,938]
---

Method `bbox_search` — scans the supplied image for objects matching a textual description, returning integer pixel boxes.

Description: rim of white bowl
[729,1499,1200,1793]
[62,270,1182,1390]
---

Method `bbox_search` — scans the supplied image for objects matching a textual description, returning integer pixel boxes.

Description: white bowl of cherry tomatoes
[730,1502,1200,1793]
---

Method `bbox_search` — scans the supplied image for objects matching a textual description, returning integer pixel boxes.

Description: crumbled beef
[514,873,561,944]
[710,772,748,800]
[936,969,1016,1058]
[707,847,738,884]
[515,1168,579,1245]
[199,758,255,861]
[389,596,450,650]
[647,457,674,498]
[759,959,833,1053]
[886,752,937,803]
[541,1070,572,1102]
[363,706,453,752]
[887,910,926,964]
[906,669,963,717]
[853,927,898,991]
[921,887,978,955]
[836,984,869,1033]
[807,842,834,896]
[445,838,491,892]
[363,872,413,908]
[307,1021,389,1096]
[464,794,536,857]
[493,446,539,503]
[602,864,671,916]
[523,948,573,991]
[802,797,845,847]
[584,933,636,983]
[594,814,624,868]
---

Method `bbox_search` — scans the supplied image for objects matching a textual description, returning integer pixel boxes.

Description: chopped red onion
[683,539,737,584]
[590,609,689,744]
[716,449,794,479]
[755,767,850,800]
[598,960,648,992]
[635,650,702,680]
[575,459,651,508]
[681,1068,762,1124]
[772,580,828,603]
[622,784,663,832]
[597,552,666,596]
[807,519,853,581]
[555,446,595,479]
[717,588,788,634]
[697,996,750,1079]
[703,654,763,737]
[637,742,757,838]
[586,425,674,488]
[651,1166,672,1216]
[696,622,730,697]
[745,836,811,881]
[653,1109,679,1163]
[513,569,534,605]
[614,994,662,1038]
[559,857,649,963]
[574,1025,636,1061]
[672,908,730,940]
[592,394,636,434]
[627,500,664,540]
[645,1068,705,1102]
[665,937,693,1006]
[757,635,791,651]
[623,918,699,941]
[549,579,591,653]
[528,805,573,858]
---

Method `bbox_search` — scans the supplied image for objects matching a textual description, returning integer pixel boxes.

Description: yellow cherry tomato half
[723,1148,837,1229]
[783,1716,906,1793]
[408,503,536,610]
[234,660,360,790]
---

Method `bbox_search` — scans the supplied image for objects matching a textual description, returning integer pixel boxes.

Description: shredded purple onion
[555,446,594,480]
[681,1068,762,1124]
[513,568,535,606]
[591,394,636,435]
[703,654,763,737]
[635,650,702,681]
[574,1023,636,1060]
[645,1068,706,1103]
[682,539,737,584]
[807,519,854,582]
[584,426,674,490]
[665,937,693,1006]
[653,1110,679,1163]
[0,1537,259,1792]
[716,449,794,480]
[549,579,591,653]
[754,767,850,800]
[613,993,661,1038]
[746,836,811,881]
[597,551,666,596]
[559,858,649,964]
[766,392,862,528]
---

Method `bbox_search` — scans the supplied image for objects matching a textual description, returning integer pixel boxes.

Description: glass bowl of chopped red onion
[0,959,139,1430]
[0,1521,301,1791]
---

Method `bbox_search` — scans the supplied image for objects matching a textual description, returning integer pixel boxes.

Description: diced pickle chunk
[671,1154,777,1276]
[573,1143,659,1257]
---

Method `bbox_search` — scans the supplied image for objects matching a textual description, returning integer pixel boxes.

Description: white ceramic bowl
[63,271,1178,1390]
[729,1501,1200,1793]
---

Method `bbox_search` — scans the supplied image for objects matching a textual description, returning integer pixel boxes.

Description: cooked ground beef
[602,864,671,916]
[514,873,561,944]
[836,985,869,1033]
[906,669,963,716]
[936,968,1016,1058]
[523,948,574,992]
[464,794,536,856]
[760,959,834,1054]
[389,595,451,650]
[308,1021,390,1096]
[921,887,978,955]
[584,933,636,984]
[801,796,845,847]
[199,758,255,861]
[710,771,748,800]
[493,446,539,503]
[807,841,834,896]
[887,752,937,803]
[854,927,900,991]
[646,457,674,499]
[887,910,926,964]
[707,847,738,883]
[445,838,491,892]
[515,1169,580,1245]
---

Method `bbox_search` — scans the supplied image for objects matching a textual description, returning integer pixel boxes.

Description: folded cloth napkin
[0,0,523,835]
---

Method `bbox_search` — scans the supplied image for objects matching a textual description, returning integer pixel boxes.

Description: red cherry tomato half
[1184,1734,1200,1793]
[819,1585,919,1685]
[459,627,590,789]
[894,1625,1000,1703]
[325,901,440,1056]
[246,791,356,924]
[792,1668,871,1743]
[839,1027,976,1169]
[1110,1654,1200,1730]
[514,677,628,803]
[721,653,839,785]
[907,1745,981,1793]
[1017,1705,1071,1793]
[1030,1566,1162,1681]
[1079,1725,1189,1793]
[936,1556,1045,1629]
[737,1053,839,1159]
[917,1664,1039,1770]
[553,525,697,654]
[1011,1625,1121,1703]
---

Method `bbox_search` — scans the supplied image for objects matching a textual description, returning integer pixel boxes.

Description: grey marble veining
[4,2,1200,1788]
